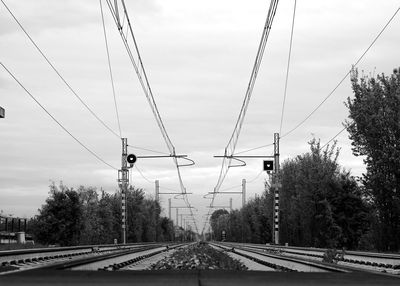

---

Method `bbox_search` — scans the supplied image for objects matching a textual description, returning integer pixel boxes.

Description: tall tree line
[210,67,400,251]
[210,140,370,250]
[346,68,400,251]
[29,183,175,246]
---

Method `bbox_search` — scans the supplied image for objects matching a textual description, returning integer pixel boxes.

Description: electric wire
[134,165,181,193]
[213,0,279,192]
[1,0,121,139]
[100,0,122,138]
[219,170,265,192]
[320,125,350,149]
[281,6,400,139]
[279,0,297,135]
[234,143,274,155]
[105,0,198,233]
[202,0,279,234]
[134,165,153,184]
[127,145,169,155]
[105,0,174,153]
[1,62,117,170]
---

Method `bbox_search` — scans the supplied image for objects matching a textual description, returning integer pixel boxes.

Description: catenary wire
[279,0,297,135]
[134,165,153,184]
[127,145,169,155]
[1,0,121,139]
[134,165,181,193]
[202,0,279,234]
[213,0,279,192]
[219,170,265,192]
[105,0,174,153]
[320,125,350,149]
[234,143,274,155]
[1,62,117,170]
[281,6,400,139]
[105,0,199,233]
[99,0,122,138]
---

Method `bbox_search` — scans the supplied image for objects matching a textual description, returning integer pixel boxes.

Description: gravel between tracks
[150,242,247,271]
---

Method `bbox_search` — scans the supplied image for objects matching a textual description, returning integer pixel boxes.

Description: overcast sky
[1,0,399,232]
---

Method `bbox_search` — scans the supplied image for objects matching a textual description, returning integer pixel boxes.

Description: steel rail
[0,242,180,275]
[211,242,347,273]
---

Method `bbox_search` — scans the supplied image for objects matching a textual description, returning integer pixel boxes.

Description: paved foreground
[1,269,399,286]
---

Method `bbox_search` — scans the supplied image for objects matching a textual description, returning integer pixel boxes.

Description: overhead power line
[127,145,169,155]
[219,170,265,192]
[279,0,297,135]
[321,124,352,150]
[134,165,153,184]
[1,0,121,139]
[1,62,117,170]
[214,0,279,191]
[105,0,198,233]
[99,0,122,138]
[202,0,279,235]
[234,143,274,155]
[281,6,400,139]
[104,0,174,153]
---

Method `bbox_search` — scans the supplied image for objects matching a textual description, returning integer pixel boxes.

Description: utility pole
[118,138,129,244]
[273,132,280,245]
[176,208,179,228]
[242,179,246,208]
[0,106,4,118]
[168,198,171,220]
[229,198,233,212]
[155,180,160,202]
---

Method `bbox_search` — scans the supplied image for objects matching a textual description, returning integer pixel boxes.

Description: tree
[346,68,400,251]
[278,139,369,249]
[126,186,145,242]
[210,209,229,241]
[97,190,120,244]
[158,217,174,241]
[78,186,100,244]
[32,183,83,246]
[30,183,175,245]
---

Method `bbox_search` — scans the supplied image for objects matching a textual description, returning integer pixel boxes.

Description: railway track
[211,242,348,273]
[216,242,400,275]
[0,242,184,275]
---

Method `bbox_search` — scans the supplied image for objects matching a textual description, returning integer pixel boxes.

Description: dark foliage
[29,183,175,246]
[209,140,369,250]
[346,68,400,251]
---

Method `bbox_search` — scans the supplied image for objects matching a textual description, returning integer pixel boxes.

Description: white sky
[1,0,399,232]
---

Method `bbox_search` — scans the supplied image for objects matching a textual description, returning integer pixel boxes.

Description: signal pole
[168,198,171,220]
[273,133,280,244]
[242,179,246,208]
[176,208,179,228]
[118,138,129,244]
[155,180,160,202]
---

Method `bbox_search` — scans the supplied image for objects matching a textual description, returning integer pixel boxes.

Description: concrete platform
[1,269,399,286]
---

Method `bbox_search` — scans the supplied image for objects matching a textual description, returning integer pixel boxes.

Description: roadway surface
[1,269,399,286]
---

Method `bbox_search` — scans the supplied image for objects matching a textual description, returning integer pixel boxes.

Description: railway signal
[263,160,274,172]
[222,230,226,241]
[126,154,137,167]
